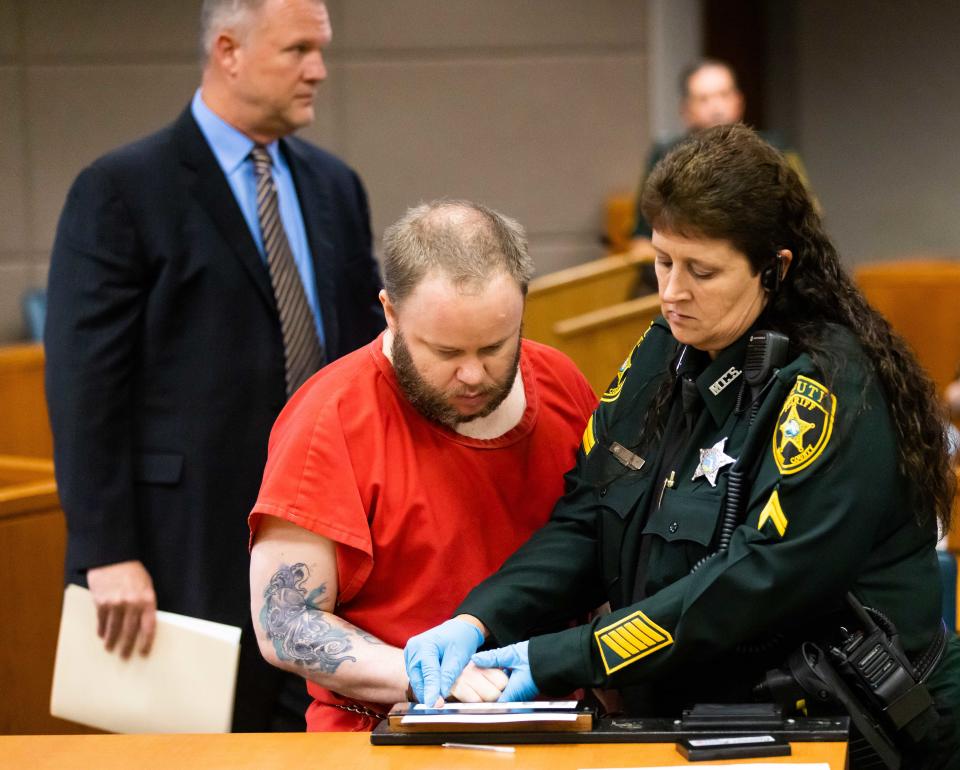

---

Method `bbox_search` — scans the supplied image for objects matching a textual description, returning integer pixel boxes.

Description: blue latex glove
[404,619,484,707]
[472,640,538,702]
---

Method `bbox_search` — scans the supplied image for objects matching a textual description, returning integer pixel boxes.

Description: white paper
[580,765,830,770]
[412,700,577,711]
[689,735,776,746]
[50,584,241,733]
[403,712,580,725]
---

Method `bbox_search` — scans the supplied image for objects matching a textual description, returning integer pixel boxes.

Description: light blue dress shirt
[190,90,325,347]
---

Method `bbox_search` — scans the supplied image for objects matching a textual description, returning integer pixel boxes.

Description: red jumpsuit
[250,335,596,730]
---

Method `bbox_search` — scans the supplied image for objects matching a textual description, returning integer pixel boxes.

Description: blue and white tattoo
[260,562,357,673]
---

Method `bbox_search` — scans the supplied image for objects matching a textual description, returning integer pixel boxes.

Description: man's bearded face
[392,328,521,427]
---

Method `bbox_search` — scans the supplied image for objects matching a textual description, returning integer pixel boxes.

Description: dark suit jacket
[45,107,384,627]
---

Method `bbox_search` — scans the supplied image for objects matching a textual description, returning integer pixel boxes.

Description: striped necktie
[250,144,325,398]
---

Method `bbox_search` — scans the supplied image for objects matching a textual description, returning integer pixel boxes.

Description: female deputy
[405,125,960,767]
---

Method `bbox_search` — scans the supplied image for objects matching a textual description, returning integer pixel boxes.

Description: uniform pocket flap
[134,451,184,485]
[599,474,649,521]
[642,492,720,546]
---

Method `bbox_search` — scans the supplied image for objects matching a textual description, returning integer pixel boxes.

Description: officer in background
[407,125,960,768]
[630,59,810,245]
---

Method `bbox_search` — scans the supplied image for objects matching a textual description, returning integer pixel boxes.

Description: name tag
[709,366,742,396]
[609,441,645,471]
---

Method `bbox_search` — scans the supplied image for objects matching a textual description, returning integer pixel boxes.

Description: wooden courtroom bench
[0,455,92,734]
[603,192,636,254]
[553,293,662,395]
[855,258,960,393]
[524,246,654,349]
[855,260,960,632]
[0,343,52,458]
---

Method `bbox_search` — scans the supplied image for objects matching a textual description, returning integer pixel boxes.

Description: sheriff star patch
[594,610,673,675]
[773,375,836,475]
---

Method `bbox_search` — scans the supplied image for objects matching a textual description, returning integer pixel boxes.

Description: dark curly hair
[639,123,953,534]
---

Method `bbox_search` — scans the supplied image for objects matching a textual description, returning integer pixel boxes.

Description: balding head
[381,200,533,307]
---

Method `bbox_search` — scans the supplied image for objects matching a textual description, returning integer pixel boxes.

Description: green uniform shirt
[458,318,958,726]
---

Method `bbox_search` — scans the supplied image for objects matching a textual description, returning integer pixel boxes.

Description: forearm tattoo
[260,562,357,673]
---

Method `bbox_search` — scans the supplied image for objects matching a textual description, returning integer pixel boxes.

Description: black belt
[913,619,949,682]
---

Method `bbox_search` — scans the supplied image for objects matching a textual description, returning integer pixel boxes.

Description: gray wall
[0,0,649,342]
[646,0,701,143]
[790,0,960,264]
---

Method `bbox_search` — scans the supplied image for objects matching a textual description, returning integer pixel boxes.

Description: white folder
[50,584,241,733]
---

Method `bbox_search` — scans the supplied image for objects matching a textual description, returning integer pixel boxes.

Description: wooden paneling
[524,246,654,349]
[0,456,92,735]
[0,343,52,458]
[855,259,960,393]
[553,294,662,395]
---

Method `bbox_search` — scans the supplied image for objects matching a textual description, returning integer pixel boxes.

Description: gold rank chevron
[581,414,597,456]
[758,489,788,537]
[595,610,673,674]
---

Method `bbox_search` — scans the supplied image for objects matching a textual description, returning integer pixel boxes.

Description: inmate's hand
[404,617,484,707]
[472,641,538,702]
[86,560,157,658]
[449,662,509,703]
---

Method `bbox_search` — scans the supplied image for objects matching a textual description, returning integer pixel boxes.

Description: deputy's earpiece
[761,252,784,293]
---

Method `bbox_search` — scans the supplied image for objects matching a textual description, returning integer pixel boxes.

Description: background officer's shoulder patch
[600,321,655,403]
[773,375,837,475]
[594,610,673,674]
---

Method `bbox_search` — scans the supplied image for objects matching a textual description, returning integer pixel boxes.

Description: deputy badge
[595,610,673,674]
[773,375,836,475]
[692,437,735,487]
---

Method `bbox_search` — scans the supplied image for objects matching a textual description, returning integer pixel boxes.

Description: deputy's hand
[404,617,484,707]
[472,641,538,702]
[449,662,509,703]
[86,560,157,658]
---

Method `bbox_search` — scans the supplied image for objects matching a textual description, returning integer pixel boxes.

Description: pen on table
[441,742,516,754]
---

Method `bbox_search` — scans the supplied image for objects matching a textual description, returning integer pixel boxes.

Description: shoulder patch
[594,609,673,675]
[773,375,836,475]
[600,321,655,403]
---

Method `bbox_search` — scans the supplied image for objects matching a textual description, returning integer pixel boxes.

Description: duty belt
[912,619,948,683]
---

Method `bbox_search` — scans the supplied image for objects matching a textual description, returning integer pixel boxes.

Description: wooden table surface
[0,732,848,769]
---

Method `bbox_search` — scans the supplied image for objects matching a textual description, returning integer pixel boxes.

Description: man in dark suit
[44,0,384,730]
